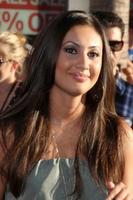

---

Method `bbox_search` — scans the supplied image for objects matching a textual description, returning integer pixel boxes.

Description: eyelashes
[87,52,99,59]
[63,47,100,59]
[64,47,77,54]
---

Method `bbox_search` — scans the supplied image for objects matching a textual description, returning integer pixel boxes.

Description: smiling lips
[70,72,89,82]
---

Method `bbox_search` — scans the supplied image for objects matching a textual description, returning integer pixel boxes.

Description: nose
[76,52,89,70]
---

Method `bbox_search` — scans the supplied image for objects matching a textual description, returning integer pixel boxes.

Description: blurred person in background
[0,32,28,112]
[93,11,133,128]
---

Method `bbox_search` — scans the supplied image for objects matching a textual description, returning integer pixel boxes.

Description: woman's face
[54,25,103,97]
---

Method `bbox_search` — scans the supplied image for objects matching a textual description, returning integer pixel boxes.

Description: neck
[49,88,86,127]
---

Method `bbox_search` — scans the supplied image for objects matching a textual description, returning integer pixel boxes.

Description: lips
[70,72,89,82]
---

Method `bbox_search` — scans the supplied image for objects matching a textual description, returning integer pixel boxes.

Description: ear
[12,61,20,70]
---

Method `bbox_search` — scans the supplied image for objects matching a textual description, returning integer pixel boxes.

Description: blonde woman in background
[0,32,28,112]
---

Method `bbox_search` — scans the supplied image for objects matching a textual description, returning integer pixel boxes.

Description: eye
[0,58,4,62]
[64,47,77,55]
[0,59,4,65]
[87,52,99,59]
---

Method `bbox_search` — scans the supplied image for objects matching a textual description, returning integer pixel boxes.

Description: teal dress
[5,158,108,200]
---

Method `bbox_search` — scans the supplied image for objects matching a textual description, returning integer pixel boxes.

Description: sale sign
[0,0,68,35]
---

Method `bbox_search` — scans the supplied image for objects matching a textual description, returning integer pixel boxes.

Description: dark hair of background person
[0,11,124,197]
[92,11,125,38]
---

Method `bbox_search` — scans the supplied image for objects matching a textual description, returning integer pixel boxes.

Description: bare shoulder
[118,119,133,193]
[118,119,133,142]
[118,119,133,154]
[119,120,133,165]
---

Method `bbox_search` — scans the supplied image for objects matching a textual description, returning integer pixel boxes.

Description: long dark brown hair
[0,10,124,197]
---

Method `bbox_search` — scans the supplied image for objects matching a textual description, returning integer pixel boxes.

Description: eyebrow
[62,41,101,50]
[62,41,80,47]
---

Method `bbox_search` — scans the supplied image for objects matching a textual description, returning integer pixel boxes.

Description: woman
[0,11,133,199]
[0,32,28,112]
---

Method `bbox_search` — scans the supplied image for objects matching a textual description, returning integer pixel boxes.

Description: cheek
[55,62,66,83]
[116,52,121,59]
[56,54,66,72]
[6,66,12,73]
[91,63,102,79]
[55,55,72,76]
[55,62,65,76]
[112,51,121,59]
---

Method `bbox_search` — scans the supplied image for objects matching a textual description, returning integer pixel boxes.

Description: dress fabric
[5,158,107,200]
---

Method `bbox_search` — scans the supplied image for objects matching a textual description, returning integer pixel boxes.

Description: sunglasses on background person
[108,40,124,52]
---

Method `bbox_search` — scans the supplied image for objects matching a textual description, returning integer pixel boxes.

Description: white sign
[0,0,67,35]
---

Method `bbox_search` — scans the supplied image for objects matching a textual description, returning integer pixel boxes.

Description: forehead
[0,42,11,58]
[62,25,103,48]
[105,27,122,40]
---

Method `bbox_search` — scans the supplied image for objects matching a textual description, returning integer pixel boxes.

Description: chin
[67,88,89,97]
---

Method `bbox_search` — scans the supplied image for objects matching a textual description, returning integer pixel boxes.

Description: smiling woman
[0,10,133,200]
[54,25,103,97]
